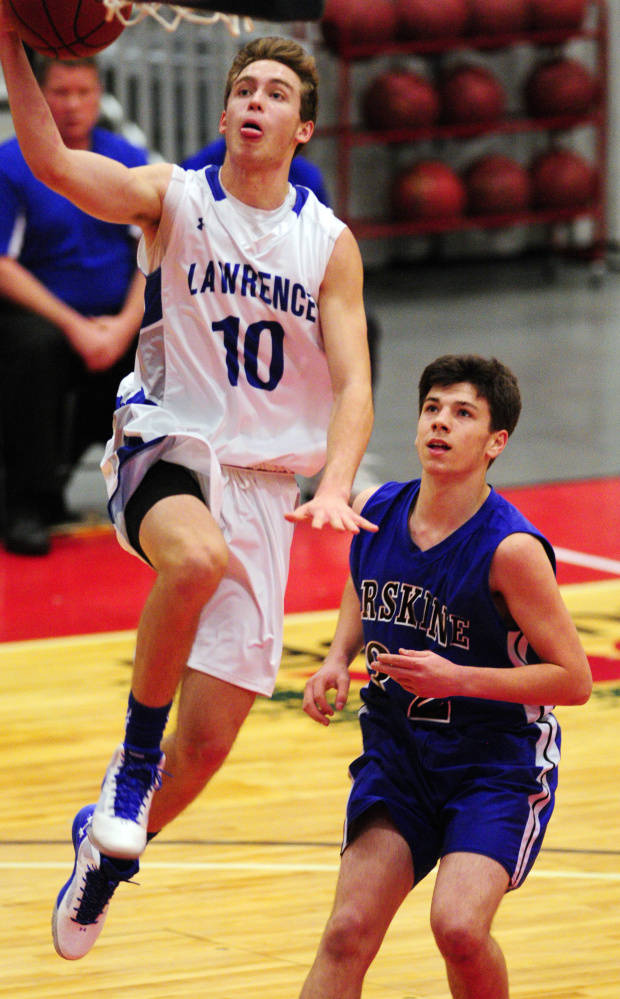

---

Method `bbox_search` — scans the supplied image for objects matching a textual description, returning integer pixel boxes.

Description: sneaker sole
[51,806,96,960]
[89,815,146,860]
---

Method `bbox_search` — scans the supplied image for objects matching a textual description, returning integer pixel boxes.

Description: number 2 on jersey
[213,316,284,391]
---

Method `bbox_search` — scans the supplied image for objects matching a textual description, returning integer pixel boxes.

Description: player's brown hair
[34,55,100,88]
[224,36,319,125]
[418,354,522,436]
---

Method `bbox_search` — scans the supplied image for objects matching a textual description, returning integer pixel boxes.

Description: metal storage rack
[317,0,608,259]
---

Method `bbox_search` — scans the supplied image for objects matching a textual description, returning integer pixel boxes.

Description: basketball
[468,0,529,34]
[465,154,531,214]
[321,0,397,52]
[530,149,596,209]
[391,160,466,220]
[8,0,130,59]
[529,0,587,30]
[397,0,469,39]
[525,58,596,117]
[439,65,506,125]
[363,71,440,130]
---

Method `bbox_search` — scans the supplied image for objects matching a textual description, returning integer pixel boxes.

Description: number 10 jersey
[110,164,346,478]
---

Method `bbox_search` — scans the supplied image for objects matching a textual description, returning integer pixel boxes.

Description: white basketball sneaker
[90,743,165,859]
[52,805,139,960]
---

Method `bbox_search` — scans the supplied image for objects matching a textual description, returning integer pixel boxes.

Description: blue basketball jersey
[350,480,557,729]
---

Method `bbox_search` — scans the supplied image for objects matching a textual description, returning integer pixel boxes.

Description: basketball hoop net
[102,0,254,35]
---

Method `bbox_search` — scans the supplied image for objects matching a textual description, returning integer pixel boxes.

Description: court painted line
[554,547,620,576]
[1,861,620,881]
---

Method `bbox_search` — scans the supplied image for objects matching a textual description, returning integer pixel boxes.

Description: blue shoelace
[72,866,122,925]
[113,755,163,820]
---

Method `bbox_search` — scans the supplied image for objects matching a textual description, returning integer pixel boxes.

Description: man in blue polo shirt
[0,55,148,555]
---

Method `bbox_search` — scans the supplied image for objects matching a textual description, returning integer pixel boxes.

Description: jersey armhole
[138,164,185,274]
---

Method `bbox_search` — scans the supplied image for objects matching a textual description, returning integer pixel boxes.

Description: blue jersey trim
[114,388,158,410]
[181,137,331,207]
[292,184,310,216]
[204,164,226,201]
[106,435,166,526]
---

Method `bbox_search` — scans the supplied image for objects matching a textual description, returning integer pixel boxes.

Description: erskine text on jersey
[360,579,470,650]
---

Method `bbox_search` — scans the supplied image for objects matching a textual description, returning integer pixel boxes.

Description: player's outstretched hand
[303,659,351,726]
[376,648,464,699]
[285,489,378,534]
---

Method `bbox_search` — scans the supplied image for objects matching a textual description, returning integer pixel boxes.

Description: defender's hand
[303,659,351,726]
[376,648,464,699]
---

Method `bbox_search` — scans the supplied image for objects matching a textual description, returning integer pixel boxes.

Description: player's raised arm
[0,6,170,238]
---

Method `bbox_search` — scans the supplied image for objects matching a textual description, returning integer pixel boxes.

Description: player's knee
[431,910,486,964]
[321,906,376,967]
[159,536,229,603]
[175,729,234,783]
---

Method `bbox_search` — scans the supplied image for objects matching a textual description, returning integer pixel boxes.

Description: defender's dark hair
[418,354,522,436]
[224,36,319,125]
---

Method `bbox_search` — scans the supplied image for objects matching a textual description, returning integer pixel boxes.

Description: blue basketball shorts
[343,692,560,891]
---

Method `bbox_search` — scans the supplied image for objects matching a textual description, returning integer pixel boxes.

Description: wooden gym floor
[1,257,619,996]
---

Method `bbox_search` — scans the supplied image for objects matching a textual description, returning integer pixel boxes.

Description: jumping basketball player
[300,355,591,999]
[0,17,376,960]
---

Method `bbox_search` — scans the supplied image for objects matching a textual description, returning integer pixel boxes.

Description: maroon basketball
[363,71,440,130]
[321,0,397,52]
[439,65,506,124]
[531,150,596,209]
[396,0,469,40]
[7,0,130,59]
[465,154,531,214]
[525,58,596,117]
[468,0,529,34]
[392,160,467,220]
[529,0,587,30]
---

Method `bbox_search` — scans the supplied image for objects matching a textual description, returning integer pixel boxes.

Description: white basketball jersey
[113,165,346,477]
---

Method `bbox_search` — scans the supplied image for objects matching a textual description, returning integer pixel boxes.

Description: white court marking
[554,547,620,576]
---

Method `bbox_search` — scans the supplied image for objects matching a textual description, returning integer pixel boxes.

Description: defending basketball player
[0,10,376,961]
[300,355,591,999]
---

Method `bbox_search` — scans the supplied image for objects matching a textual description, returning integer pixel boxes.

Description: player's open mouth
[428,440,450,452]
[241,121,263,136]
